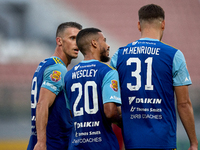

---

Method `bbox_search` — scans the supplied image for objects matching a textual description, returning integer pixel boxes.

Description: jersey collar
[139,38,159,41]
[51,56,66,67]
[81,59,98,63]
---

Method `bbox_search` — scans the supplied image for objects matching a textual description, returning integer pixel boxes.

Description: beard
[100,54,110,62]
[100,47,110,62]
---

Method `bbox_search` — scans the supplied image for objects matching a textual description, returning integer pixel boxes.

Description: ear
[91,39,98,48]
[56,37,62,46]
[161,20,165,30]
[138,21,141,32]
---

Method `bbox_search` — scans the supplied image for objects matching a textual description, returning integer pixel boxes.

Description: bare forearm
[108,107,121,124]
[112,106,122,128]
[35,102,49,143]
[104,103,122,127]
[33,88,56,150]
[177,102,198,148]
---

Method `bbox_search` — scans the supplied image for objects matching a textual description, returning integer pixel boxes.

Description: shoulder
[51,57,65,65]
[97,62,119,80]
[99,61,116,70]
[173,50,186,64]
[44,61,67,80]
[46,63,67,73]
[160,41,179,51]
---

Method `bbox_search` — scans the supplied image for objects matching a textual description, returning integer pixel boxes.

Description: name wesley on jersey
[72,69,98,79]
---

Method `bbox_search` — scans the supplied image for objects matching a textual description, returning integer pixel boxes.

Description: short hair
[138,4,165,22]
[56,22,82,37]
[76,28,102,55]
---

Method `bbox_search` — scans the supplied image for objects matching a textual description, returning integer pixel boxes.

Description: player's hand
[188,145,198,150]
[33,142,46,150]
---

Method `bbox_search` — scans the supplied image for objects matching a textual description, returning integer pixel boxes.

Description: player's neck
[141,28,162,41]
[83,53,100,61]
[52,48,71,67]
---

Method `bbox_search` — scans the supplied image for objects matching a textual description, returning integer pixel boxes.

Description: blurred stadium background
[0,0,199,149]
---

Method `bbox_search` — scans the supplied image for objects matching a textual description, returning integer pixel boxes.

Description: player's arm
[104,103,122,127]
[34,88,56,150]
[102,69,122,127]
[34,63,66,150]
[173,50,198,149]
[175,85,198,150]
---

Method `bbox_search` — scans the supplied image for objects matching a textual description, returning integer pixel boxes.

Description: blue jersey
[64,60,121,150]
[27,56,72,150]
[110,38,192,149]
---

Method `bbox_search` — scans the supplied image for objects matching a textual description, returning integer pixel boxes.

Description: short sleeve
[102,69,121,105]
[41,64,67,95]
[172,50,192,86]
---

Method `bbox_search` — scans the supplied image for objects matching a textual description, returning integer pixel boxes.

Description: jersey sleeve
[41,64,67,95]
[102,69,122,105]
[110,49,119,68]
[172,50,192,86]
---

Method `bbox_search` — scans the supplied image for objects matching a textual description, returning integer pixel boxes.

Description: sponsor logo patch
[110,80,118,92]
[50,70,61,82]
[74,65,80,71]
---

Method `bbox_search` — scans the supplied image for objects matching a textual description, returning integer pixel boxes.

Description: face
[97,32,110,62]
[60,27,80,59]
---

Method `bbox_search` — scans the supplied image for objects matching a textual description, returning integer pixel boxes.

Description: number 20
[126,57,153,91]
[71,81,98,117]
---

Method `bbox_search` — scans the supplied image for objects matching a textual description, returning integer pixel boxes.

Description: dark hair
[138,4,165,22]
[76,28,102,55]
[56,22,82,37]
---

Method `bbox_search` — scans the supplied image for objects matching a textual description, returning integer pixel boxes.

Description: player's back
[111,38,179,149]
[65,60,119,150]
[117,39,177,100]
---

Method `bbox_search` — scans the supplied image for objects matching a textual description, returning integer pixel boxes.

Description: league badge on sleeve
[110,80,118,92]
[50,70,61,82]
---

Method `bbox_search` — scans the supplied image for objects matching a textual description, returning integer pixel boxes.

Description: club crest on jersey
[110,80,118,92]
[50,70,61,82]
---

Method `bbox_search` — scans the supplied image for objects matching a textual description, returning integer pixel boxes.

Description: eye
[70,36,76,40]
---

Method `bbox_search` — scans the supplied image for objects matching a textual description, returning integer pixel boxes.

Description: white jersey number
[31,77,37,108]
[71,81,98,117]
[127,57,153,91]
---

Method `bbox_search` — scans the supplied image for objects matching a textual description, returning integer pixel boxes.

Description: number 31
[127,57,153,91]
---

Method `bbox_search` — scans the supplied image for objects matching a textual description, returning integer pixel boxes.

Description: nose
[107,45,110,51]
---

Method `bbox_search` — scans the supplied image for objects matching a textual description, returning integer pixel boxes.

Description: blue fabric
[172,50,192,86]
[110,38,191,149]
[64,60,121,150]
[27,56,72,150]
